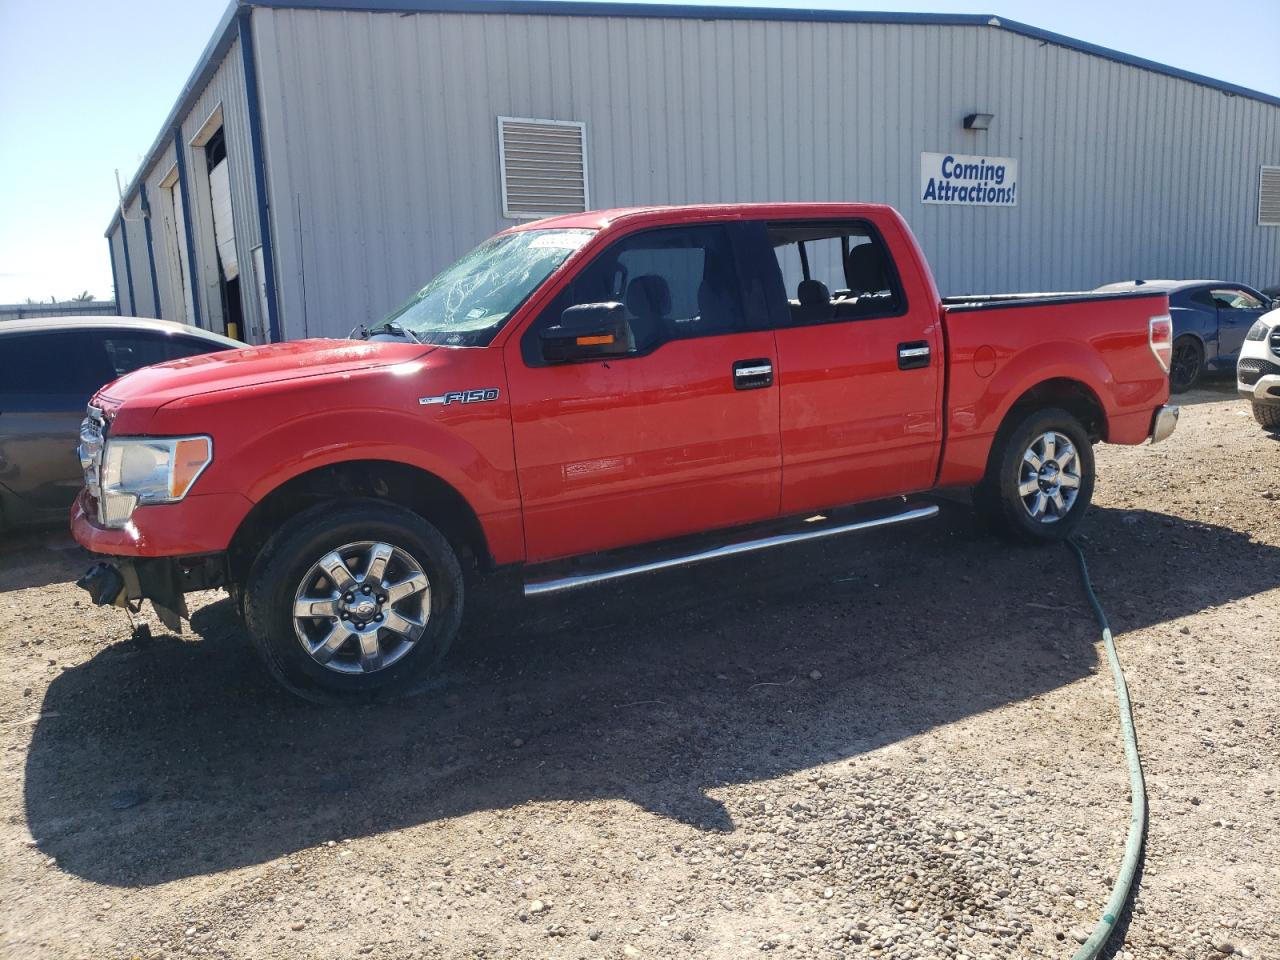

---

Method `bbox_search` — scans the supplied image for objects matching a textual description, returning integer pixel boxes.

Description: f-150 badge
[419,388,500,406]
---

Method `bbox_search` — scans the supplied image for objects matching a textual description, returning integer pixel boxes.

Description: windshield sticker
[528,231,592,251]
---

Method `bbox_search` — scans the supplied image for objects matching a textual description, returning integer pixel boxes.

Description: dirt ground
[1,380,1277,960]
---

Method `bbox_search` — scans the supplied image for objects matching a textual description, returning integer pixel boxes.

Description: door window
[523,224,746,363]
[1210,288,1264,310]
[98,332,228,378]
[765,221,905,325]
[0,332,114,398]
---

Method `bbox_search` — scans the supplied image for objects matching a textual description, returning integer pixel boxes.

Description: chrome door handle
[897,342,931,370]
[733,358,774,390]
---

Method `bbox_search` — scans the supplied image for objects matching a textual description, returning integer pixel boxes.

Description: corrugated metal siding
[123,193,159,318]
[107,227,131,315]
[254,8,1280,338]
[141,141,184,323]
[175,37,267,341]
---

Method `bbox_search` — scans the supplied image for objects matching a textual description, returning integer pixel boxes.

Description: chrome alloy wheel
[292,541,431,675]
[1018,431,1082,523]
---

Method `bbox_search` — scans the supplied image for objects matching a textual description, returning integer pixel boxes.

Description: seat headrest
[626,274,672,319]
[797,278,831,306]
[846,244,889,295]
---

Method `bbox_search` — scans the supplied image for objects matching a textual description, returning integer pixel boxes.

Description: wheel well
[227,460,490,584]
[1001,378,1107,443]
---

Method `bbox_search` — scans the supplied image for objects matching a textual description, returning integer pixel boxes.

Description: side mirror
[540,302,634,363]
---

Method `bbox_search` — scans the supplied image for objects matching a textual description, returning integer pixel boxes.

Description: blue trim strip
[140,184,163,318]
[107,237,123,316]
[173,125,204,329]
[238,7,283,343]
[104,0,1280,237]
[119,213,137,316]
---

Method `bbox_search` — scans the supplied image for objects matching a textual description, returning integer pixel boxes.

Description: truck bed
[935,288,1171,488]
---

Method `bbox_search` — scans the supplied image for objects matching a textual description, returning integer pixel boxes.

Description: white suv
[1238,308,1280,431]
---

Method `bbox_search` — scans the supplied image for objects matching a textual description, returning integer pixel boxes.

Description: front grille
[1270,329,1280,357]
[1238,357,1280,386]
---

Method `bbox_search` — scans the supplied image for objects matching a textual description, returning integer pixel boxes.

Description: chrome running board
[523,503,939,597]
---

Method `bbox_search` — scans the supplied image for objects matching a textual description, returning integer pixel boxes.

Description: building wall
[174,36,268,342]
[107,225,133,316]
[141,141,185,325]
[121,192,158,319]
[104,33,269,342]
[252,7,1280,340]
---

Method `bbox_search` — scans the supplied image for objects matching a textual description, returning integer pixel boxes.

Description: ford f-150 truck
[73,203,1179,701]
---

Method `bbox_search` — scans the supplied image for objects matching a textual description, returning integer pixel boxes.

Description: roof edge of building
[106,0,1280,235]
[106,0,242,237]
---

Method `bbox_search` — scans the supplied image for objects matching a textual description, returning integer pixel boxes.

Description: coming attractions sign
[920,152,1018,207]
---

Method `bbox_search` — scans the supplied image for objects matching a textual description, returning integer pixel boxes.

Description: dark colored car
[1096,280,1275,392]
[0,317,239,529]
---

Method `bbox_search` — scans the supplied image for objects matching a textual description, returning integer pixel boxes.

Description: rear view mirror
[540,302,635,363]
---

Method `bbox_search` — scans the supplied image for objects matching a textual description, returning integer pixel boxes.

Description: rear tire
[243,499,463,702]
[1253,401,1280,432]
[1169,336,1203,393]
[974,407,1095,543]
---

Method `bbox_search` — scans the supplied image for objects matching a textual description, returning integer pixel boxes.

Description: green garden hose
[1066,539,1148,960]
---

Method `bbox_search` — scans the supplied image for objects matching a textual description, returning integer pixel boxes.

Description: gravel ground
[1,380,1277,960]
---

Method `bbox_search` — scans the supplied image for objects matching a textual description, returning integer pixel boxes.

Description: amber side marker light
[576,334,615,346]
[170,437,213,499]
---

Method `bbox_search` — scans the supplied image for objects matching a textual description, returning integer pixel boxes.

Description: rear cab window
[764,220,906,326]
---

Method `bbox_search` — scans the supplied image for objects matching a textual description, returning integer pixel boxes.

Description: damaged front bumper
[76,554,227,632]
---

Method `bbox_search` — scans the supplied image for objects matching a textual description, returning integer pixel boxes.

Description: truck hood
[98,339,433,411]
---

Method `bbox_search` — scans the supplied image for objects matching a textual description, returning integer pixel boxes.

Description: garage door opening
[203,126,244,341]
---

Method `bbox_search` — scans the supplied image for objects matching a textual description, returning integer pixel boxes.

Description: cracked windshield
[382,228,594,345]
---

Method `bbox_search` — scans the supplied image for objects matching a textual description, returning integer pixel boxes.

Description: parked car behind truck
[0,317,240,530]
[72,203,1178,701]
[1096,280,1274,393]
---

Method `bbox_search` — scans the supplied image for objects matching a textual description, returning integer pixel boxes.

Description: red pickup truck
[73,203,1178,701]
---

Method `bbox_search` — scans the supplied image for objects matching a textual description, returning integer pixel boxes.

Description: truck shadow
[22,501,1280,886]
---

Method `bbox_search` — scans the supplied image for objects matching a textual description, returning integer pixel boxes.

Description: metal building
[106,0,1280,343]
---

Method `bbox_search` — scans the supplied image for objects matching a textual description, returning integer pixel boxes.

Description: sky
[1,0,1278,306]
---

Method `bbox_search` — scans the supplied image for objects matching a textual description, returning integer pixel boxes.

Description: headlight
[98,436,212,527]
[1246,319,1270,341]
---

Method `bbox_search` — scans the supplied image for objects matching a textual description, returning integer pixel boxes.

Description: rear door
[504,222,782,562]
[756,218,943,514]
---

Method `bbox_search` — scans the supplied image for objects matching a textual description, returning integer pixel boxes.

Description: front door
[757,218,944,515]
[504,223,781,563]
[1211,287,1269,367]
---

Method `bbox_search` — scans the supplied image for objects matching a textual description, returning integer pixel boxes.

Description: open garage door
[209,159,238,282]
[202,125,244,340]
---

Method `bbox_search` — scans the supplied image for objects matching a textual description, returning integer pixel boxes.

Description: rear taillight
[1149,315,1172,373]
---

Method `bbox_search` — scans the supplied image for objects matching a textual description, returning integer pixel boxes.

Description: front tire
[243,500,463,702]
[974,407,1095,543]
[1169,336,1203,394]
[1253,401,1280,432]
